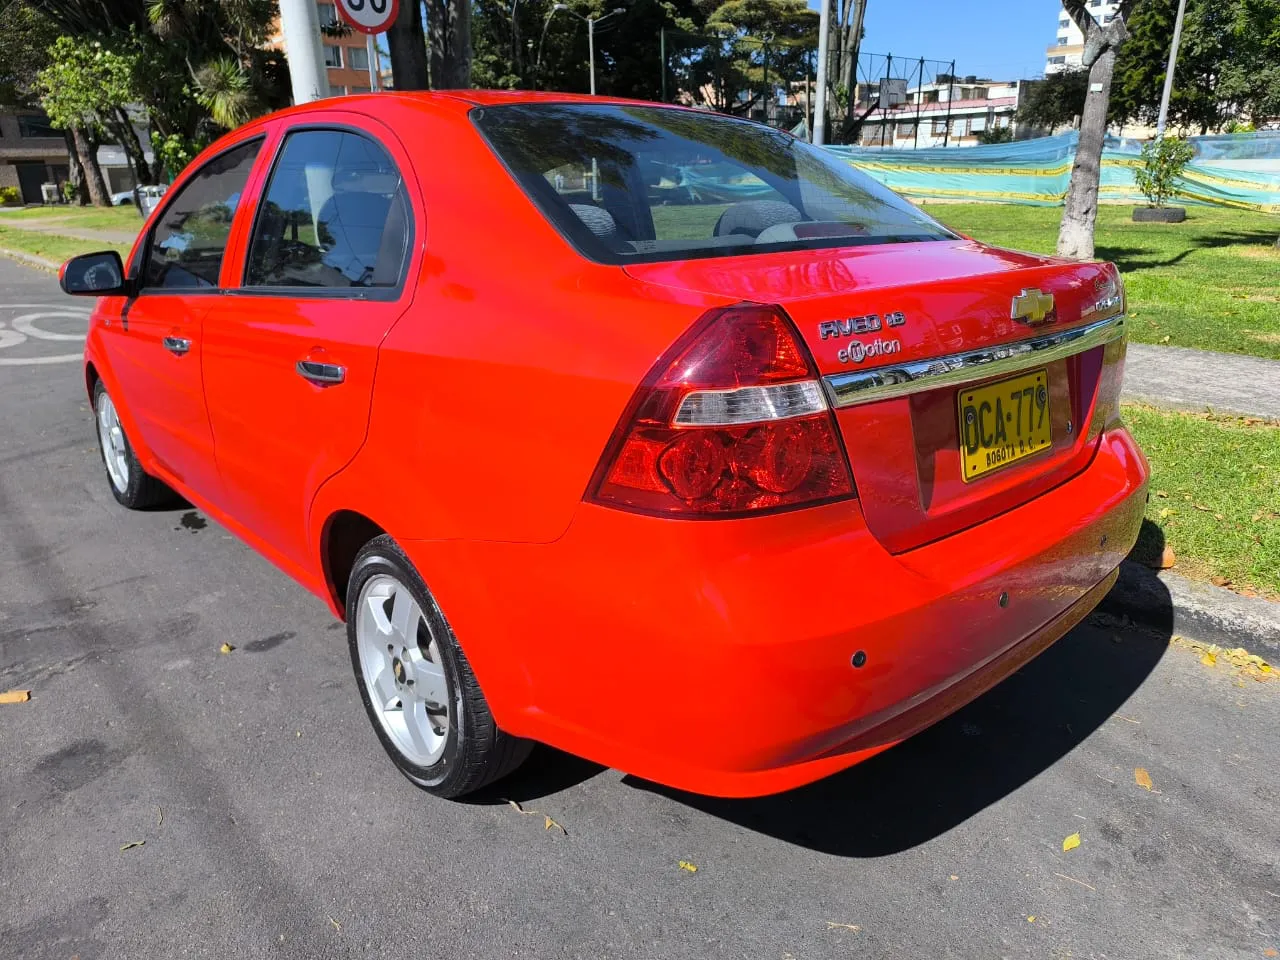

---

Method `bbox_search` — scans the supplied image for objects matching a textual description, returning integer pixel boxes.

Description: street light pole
[1155,0,1188,140]
[588,15,596,95]
[813,0,831,144]
[550,5,624,95]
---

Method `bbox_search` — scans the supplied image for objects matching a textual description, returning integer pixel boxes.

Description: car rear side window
[245,129,410,289]
[141,138,262,290]
[472,104,955,265]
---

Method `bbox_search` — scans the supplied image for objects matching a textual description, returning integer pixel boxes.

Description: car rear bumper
[404,426,1149,798]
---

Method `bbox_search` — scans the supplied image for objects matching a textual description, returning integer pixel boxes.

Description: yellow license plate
[958,369,1052,482]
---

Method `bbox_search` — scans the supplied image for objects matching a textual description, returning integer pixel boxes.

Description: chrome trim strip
[823,314,1126,408]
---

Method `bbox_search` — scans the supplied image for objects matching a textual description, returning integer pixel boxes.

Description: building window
[932,118,948,135]
[896,122,916,138]
[17,114,57,138]
[1059,18,1069,27]
[1048,56,1067,64]
[1057,37,1068,45]
[1103,13,1116,22]
[970,115,987,132]
[1090,0,1101,6]
[924,90,940,103]
[349,85,373,94]
[317,3,337,27]
[323,45,342,68]
[349,46,369,71]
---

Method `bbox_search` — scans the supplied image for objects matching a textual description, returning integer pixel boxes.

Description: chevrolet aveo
[61,92,1148,799]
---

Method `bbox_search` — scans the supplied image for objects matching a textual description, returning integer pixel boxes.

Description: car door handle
[296,360,346,385]
[162,336,191,356]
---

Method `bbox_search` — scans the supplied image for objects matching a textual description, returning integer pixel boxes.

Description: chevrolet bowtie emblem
[1011,288,1056,325]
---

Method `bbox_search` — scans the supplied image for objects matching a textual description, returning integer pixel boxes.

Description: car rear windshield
[471,103,955,265]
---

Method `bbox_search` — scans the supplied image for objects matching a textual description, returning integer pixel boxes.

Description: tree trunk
[1057,46,1118,259]
[428,0,472,89]
[111,107,153,187]
[63,130,88,205]
[69,124,110,207]
[388,0,430,90]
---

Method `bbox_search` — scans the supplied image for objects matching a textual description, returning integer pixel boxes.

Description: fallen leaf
[1134,768,1154,791]
[1202,651,1217,667]
[327,916,341,933]
[678,860,698,873]
[825,922,861,932]
[543,815,566,835]
[949,875,959,881]
[0,689,31,704]
[1214,513,1225,521]
[219,642,235,654]
[120,840,145,852]
[1155,490,1169,498]
[1263,948,1277,957]
[1158,508,1171,520]
[1062,832,1081,852]
[1194,504,1212,513]
[157,805,164,829]
[1159,335,1170,344]
[1027,915,1037,923]
[1211,576,1232,588]
[1158,545,1176,569]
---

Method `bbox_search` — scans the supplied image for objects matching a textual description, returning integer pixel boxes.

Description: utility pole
[942,59,955,147]
[813,0,832,143]
[1155,0,1188,139]
[551,5,623,95]
[279,0,330,104]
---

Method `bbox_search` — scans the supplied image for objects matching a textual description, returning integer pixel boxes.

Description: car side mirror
[60,251,130,297]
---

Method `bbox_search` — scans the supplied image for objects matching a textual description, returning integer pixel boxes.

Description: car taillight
[588,304,856,517]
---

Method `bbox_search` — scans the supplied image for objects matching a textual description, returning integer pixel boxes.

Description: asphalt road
[1,257,1277,960]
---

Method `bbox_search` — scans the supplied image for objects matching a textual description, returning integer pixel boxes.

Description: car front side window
[140,139,263,291]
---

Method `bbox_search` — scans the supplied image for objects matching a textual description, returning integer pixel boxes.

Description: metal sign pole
[280,0,331,103]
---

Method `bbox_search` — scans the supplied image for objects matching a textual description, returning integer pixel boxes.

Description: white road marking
[0,306,89,365]
[10,311,89,342]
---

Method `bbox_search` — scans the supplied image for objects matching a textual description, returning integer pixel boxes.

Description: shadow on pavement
[623,553,1174,857]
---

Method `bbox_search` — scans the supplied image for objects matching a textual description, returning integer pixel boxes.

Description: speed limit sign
[337,0,399,34]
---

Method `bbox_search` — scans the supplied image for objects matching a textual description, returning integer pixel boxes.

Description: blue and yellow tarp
[823,131,1280,212]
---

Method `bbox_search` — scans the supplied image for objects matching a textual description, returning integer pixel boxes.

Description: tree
[976,124,1014,145]
[1016,68,1090,132]
[703,0,818,116]
[428,0,472,87]
[1057,0,1136,260]
[1134,136,1194,207]
[388,1,430,90]
[27,0,289,180]
[1112,0,1280,133]
[36,37,143,204]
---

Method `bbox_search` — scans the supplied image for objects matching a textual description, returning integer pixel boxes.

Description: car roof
[240,90,695,132]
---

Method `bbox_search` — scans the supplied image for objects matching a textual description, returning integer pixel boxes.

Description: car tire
[346,534,531,798]
[92,379,175,510]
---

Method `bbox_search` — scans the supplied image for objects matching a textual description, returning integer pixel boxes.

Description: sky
[850,0,1061,83]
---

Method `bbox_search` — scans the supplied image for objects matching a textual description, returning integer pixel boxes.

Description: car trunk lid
[624,240,1127,552]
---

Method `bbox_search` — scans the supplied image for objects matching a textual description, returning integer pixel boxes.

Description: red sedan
[60,92,1147,799]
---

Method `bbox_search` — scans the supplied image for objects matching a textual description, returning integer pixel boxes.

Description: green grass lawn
[1123,403,1280,599]
[0,222,132,264]
[931,205,1280,360]
[0,204,145,232]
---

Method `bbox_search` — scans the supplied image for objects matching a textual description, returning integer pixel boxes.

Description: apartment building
[316,2,380,95]
[858,78,1030,149]
[1046,0,1122,74]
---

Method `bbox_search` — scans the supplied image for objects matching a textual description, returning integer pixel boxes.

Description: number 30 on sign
[337,0,400,34]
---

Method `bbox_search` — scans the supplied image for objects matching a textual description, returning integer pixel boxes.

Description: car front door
[200,118,419,572]
[101,136,266,500]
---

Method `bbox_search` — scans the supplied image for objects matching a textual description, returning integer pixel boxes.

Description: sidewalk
[1124,343,1280,420]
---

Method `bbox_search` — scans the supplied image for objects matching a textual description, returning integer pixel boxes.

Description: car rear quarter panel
[319,104,735,547]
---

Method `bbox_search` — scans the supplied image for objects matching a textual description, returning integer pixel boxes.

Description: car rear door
[199,115,420,572]
[100,135,265,500]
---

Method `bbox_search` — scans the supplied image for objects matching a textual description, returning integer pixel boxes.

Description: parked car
[111,184,168,209]
[59,92,1147,799]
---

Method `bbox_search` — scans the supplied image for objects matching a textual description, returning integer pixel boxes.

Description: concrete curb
[0,248,59,273]
[1101,561,1280,661]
